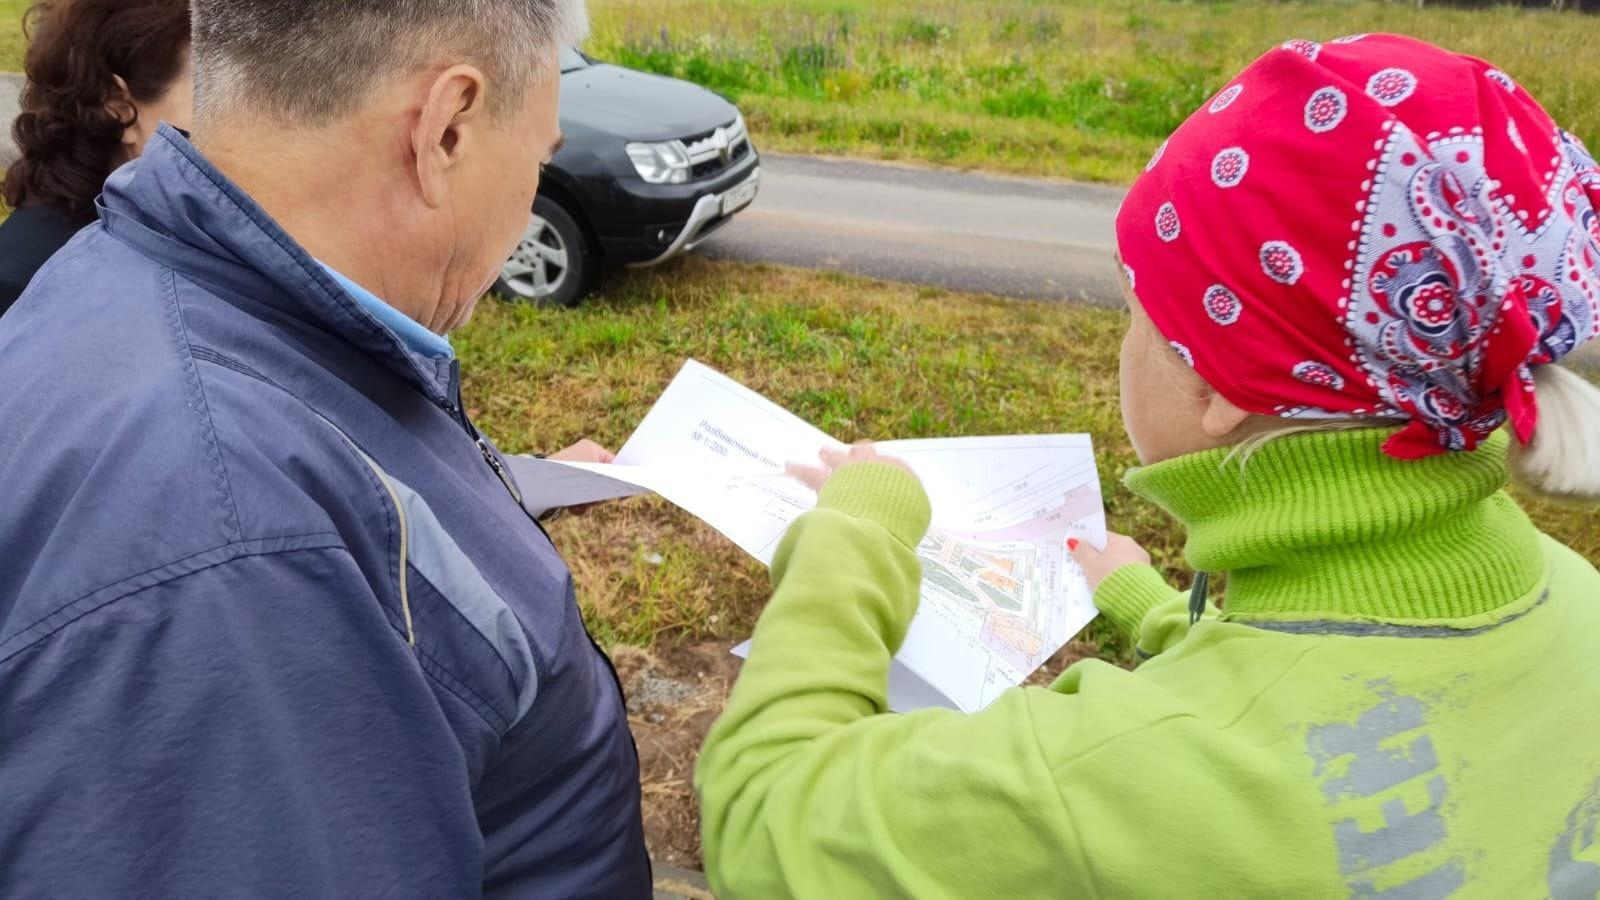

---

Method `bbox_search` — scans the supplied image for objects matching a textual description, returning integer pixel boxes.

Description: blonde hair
[1508,365,1600,505]
[1225,418,1386,468]
[1143,311,1600,502]
[1218,365,1600,505]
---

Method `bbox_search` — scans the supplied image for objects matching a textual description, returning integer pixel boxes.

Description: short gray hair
[192,0,588,124]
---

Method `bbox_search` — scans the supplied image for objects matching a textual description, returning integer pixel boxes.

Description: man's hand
[787,442,917,492]
[543,440,616,519]
[549,439,616,465]
[1068,531,1153,592]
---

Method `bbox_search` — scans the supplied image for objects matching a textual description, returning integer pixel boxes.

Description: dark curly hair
[2,0,191,222]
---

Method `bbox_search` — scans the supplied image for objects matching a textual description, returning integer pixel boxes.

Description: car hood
[559,63,738,142]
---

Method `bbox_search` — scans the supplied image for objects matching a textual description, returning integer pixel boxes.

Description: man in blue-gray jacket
[0,1,653,896]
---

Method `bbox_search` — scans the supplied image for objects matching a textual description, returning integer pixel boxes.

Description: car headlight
[626,140,691,184]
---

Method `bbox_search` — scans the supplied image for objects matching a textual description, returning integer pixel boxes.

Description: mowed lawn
[586,0,1600,182]
[456,258,1600,654]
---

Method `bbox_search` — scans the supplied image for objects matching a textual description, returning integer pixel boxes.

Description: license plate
[721,177,759,216]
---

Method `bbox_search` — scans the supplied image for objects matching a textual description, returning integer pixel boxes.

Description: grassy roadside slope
[586,0,1600,182]
[3,1,1592,183]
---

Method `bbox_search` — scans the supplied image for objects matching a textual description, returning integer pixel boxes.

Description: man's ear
[413,64,488,210]
[1201,389,1254,439]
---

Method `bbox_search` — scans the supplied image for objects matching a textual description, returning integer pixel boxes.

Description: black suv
[496,48,761,306]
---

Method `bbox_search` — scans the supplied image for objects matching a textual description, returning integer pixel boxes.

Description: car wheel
[496,195,596,308]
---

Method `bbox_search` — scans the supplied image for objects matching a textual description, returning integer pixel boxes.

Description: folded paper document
[505,360,1108,712]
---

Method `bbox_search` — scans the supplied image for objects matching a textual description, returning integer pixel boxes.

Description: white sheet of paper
[510,360,1107,712]
[501,458,653,520]
[614,360,840,562]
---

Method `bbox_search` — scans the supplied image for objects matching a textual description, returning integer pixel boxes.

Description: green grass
[456,258,1599,656]
[583,0,1600,182]
[5,0,1593,183]
[0,0,23,74]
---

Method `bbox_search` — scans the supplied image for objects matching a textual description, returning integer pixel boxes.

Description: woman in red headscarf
[696,34,1600,898]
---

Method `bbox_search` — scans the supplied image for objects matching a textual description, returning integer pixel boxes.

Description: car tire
[496,194,597,308]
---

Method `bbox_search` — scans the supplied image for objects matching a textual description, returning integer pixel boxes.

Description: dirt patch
[613,641,742,871]
[1024,638,1103,687]
[616,634,1109,870]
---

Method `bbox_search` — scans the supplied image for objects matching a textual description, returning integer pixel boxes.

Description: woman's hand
[787,442,917,492]
[1068,531,1153,591]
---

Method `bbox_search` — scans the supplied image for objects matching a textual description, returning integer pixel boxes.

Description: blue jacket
[0,126,651,898]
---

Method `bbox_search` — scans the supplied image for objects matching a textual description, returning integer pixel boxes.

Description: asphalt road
[1,73,20,166]
[702,152,1126,305]
[700,151,1599,370]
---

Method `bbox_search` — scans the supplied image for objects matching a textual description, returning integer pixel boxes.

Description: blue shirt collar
[318,263,454,359]
[98,127,454,402]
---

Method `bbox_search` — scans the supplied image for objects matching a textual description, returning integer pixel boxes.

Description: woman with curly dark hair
[0,0,191,316]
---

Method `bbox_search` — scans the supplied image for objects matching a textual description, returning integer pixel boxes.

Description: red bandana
[1116,33,1600,459]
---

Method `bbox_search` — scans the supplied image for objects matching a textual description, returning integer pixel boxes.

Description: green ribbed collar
[1124,429,1546,623]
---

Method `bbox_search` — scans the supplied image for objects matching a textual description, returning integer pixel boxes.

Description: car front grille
[683,117,751,180]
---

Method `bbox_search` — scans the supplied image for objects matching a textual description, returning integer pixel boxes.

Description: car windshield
[560,47,589,72]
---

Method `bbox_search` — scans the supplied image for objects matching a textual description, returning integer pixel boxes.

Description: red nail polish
[1067,538,1080,551]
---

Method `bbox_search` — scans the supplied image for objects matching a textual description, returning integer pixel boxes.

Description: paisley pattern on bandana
[1210,84,1244,113]
[1305,87,1348,134]
[1115,34,1600,459]
[1366,68,1418,107]
[1203,285,1244,325]
[1212,148,1250,188]
[1281,39,1321,60]
[1156,203,1182,242]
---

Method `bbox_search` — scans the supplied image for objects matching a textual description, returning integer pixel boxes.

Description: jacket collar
[96,124,454,405]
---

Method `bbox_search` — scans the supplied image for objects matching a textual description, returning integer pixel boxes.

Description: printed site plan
[507,360,1108,711]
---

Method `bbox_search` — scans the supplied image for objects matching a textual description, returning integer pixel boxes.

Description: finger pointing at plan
[787,442,916,492]
[504,360,1108,712]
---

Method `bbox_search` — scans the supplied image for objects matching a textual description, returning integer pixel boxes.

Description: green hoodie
[696,429,1600,898]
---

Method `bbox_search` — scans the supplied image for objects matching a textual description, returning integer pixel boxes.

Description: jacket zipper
[447,358,524,506]
[444,359,637,717]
